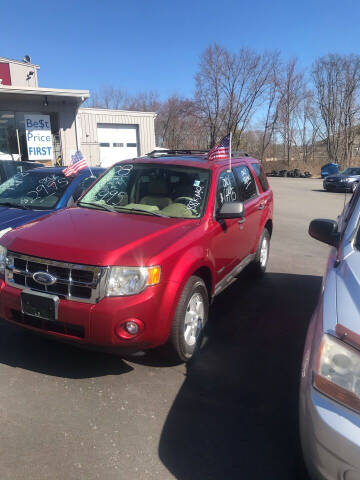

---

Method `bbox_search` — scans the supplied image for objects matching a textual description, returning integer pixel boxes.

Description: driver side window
[216,170,239,212]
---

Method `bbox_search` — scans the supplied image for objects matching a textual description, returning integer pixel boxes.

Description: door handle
[258,202,265,210]
[238,218,246,224]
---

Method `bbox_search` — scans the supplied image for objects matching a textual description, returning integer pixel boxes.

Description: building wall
[0,96,78,164]
[9,62,38,88]
[0,57,39,88]
[78,108,156,166]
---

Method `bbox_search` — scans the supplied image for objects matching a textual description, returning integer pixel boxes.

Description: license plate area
[21,289,59,321]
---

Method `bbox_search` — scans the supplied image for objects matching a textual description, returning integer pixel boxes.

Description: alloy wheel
[184,292,204,346]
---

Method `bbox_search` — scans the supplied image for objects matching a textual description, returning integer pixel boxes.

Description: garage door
[97,124,139,168]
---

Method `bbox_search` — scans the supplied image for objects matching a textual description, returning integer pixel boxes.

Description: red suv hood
[2,207,198,266]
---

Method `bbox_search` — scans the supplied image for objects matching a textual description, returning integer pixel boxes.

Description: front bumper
[0,281,176,351]
[300,379,360,480]
[323,181,352,191]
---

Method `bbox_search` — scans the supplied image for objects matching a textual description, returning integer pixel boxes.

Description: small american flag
[63,150,88,177]
[207,133,231,161]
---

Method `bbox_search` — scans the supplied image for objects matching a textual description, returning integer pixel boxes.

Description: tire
[168,276,209,362]
[249,228,270,278]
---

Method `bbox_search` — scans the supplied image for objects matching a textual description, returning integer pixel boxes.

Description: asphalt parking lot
[0,178,346,480]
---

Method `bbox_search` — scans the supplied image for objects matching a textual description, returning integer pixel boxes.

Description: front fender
[155,247,214,343]
[254,195,273,252]
[167,245,214,292]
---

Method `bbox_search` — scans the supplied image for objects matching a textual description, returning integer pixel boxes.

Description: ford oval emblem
[33,271,57,286]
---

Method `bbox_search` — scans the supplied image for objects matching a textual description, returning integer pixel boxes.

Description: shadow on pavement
[159,271,320,480]
[312,189,345,194]
[0,320,133,378]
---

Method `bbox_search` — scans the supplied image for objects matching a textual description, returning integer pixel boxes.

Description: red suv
[0,151,273,361]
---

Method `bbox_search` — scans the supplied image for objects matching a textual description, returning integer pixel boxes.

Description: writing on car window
[217,171,238,210]
[0,172,71,210]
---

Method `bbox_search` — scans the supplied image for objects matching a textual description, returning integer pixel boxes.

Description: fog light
[115,319,144,340]
[125,321,139,335]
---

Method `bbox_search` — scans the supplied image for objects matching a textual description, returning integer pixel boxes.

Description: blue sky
[2,0,360,99]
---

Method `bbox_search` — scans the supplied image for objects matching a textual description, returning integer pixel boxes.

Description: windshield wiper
[0,202,32,210]
[114,206,169,218]
[78,201,117,213]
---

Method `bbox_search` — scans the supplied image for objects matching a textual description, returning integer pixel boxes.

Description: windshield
[0,171,72,210]
[79,163,210,218]
[341,168,360,176]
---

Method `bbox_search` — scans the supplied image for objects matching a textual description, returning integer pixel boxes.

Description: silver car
[300,189,360,480]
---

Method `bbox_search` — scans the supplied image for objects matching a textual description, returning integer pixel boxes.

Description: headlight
[106,266,161,296]
[0,245,7,277]
[0,227,12,238]
[313,334,360,413]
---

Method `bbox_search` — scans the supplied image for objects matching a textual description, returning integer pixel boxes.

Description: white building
[0,56,156,167]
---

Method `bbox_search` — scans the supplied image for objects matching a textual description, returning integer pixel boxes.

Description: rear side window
[216,170,239,212]
[233,165,258,201]
[251,163,269,192]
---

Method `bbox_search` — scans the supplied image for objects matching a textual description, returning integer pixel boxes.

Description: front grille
[6,251,107,303]
[11,309,85,338]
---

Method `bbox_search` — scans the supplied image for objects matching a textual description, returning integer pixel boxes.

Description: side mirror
[309,219,340,247]
[217,201,244,220]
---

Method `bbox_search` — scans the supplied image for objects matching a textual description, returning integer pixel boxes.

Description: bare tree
[312,54,360,164]
[88,86,129,109]
[277,59,306,165]
[195,44,225,148]
[157,96,206,149]
[124,90,161,112]
[259,57,283,160]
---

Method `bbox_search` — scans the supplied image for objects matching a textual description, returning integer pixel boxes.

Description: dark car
[323,167,360,192]
[0,166,104,232]
[0,160,43,184]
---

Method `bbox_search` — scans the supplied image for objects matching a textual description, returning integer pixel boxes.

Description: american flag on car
[63,150,88,177]
[207,133,231,161]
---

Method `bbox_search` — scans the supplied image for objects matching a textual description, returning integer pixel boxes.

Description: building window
[127,143,137,147]
[0,112,17,159]
[0,111,59,163]
[113,143,124,147]
[99,142,110,147]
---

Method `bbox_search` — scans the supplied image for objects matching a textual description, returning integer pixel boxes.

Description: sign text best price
[25,114,53,160]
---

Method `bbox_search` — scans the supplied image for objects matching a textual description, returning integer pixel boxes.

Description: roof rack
[146,149,207,157]
[232,151,249,157]
[146,149,250,159]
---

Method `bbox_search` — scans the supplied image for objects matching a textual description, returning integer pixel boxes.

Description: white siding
[78,108,156,166]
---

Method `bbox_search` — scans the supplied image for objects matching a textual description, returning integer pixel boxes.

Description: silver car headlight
[106,266,161,297]
[313,334,360,413]
[0,245,7,277]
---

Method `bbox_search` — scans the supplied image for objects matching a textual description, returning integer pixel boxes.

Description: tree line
[88,44,360,169]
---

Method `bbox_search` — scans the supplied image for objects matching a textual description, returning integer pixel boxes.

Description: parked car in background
[0,160,43,184]
[0,151,273,362]
[0,166,104,232]
[321,162,339,178]
[323,167,360,192]
[300,189,360,479]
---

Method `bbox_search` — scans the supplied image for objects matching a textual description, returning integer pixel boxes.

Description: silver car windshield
[341,168,360,175]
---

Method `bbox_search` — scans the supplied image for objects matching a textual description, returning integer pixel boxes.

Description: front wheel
[249,228,270,278]
[168,276,209,362]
